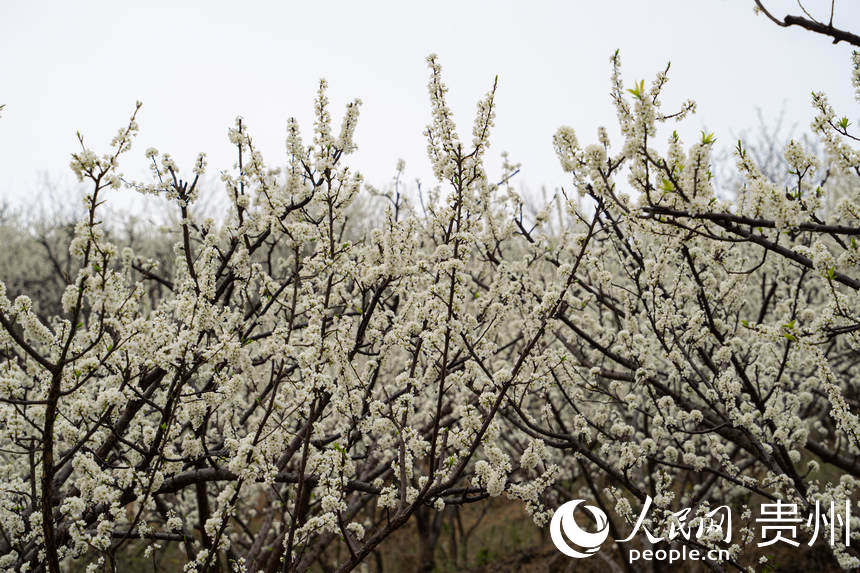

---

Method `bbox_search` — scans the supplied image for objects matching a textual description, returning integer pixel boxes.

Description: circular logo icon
[550,499,610,558]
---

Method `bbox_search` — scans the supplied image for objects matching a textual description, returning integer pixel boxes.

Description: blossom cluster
[0,44,859,572]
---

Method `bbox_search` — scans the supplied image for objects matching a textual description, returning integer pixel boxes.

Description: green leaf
[626,79,646,99]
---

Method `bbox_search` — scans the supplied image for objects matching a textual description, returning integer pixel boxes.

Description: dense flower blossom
[0,36,859,573]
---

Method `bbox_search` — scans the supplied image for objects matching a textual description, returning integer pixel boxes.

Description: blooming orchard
[1,10,860,573]
[543,46,860,569]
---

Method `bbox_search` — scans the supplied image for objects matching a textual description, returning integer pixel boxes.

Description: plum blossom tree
[0,8,858,572]
[537,29,860,573]
[0,56,599,573]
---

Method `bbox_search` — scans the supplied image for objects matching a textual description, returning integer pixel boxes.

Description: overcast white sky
[1,0,858,210]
